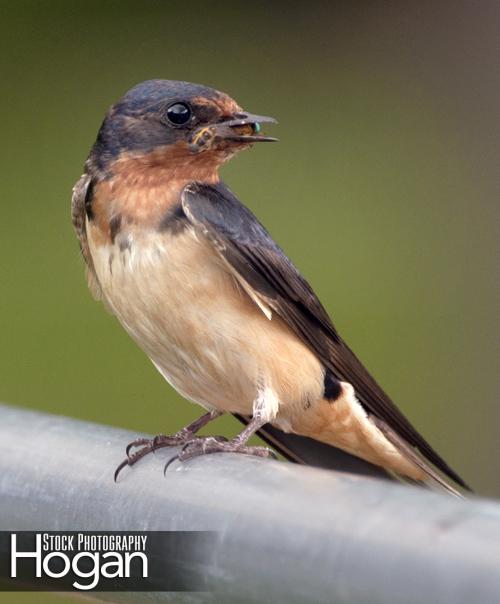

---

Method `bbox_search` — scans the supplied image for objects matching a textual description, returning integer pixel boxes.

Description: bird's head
[89,79,277,175]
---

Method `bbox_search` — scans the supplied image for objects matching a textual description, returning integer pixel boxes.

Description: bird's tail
[237,388,468,498]
[370,417,465,497]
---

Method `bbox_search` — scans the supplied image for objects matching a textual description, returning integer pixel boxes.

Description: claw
[125,442,138,459]
[164,455,179,475]
[125,437,151,459]
[114,458,129,483]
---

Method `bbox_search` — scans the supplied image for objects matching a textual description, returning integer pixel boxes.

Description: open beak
[214,112,278,143]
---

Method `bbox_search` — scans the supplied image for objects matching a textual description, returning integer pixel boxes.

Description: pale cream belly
[87,223,325,420]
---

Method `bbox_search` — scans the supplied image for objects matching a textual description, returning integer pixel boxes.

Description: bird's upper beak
[188,112,277,153]
[213,112,278,143]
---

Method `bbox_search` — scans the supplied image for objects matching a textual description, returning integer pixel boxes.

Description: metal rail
[0,403,499,604]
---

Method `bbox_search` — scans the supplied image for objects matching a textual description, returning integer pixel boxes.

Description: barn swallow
[72,79,469,495]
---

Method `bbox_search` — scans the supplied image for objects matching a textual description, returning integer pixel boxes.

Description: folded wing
[182,181,469,491]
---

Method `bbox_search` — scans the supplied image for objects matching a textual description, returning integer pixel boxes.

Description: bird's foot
[164,436,277,473]
[114,410,224,482]
[114,433,230,482]
[114,433,187,482]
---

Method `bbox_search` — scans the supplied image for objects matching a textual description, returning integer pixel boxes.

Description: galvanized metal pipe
[0,403,499,604]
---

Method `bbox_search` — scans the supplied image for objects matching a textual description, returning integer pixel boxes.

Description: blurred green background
[1,1,500,600]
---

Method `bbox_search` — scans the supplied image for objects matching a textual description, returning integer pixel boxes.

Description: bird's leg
[114,410,224,481]
[164,411,277,472]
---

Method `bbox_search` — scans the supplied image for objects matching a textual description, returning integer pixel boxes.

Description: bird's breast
[86,219,324,417]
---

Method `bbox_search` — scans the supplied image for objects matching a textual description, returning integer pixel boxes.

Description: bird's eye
[166,102,192,125]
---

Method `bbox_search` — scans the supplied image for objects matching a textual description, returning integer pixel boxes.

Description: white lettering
[101,552,124,578]
[125,551,148,578]
[42,552,70,578]
[11,534,42,578]
[72,552,100,590]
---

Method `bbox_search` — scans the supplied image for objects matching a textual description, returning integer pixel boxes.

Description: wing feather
[182,181,469,491]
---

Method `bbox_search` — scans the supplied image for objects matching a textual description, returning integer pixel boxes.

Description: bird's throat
[89,146,221,238]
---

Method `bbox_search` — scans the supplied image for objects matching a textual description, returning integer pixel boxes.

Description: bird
[72,79,469,495]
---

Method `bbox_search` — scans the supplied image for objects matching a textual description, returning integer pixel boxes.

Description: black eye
[166,102,191,125]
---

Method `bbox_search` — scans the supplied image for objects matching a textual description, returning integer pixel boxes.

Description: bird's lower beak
[188,113,277,153]
[214,113,278,143]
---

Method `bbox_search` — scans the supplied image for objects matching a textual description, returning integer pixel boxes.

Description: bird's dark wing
[181,181,469,491]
